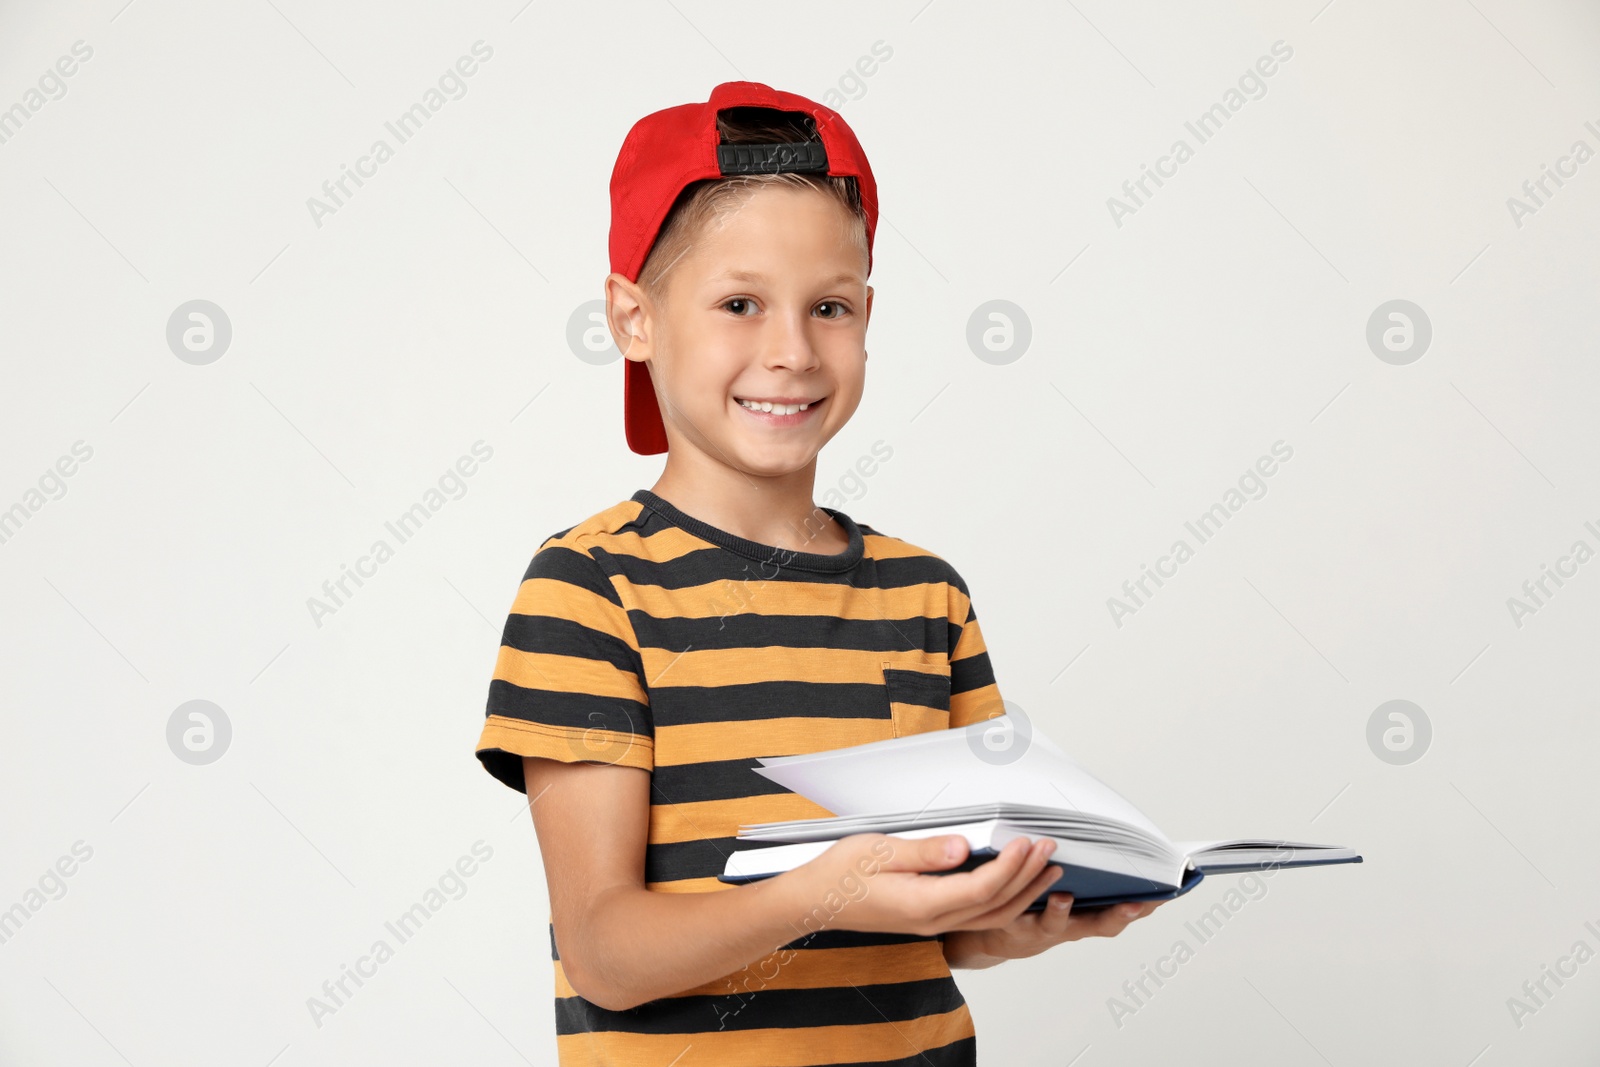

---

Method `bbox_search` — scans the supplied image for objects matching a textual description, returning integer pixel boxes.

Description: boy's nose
[761,312,821,371]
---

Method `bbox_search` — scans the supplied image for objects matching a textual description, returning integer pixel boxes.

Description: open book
[718,715,1361,910]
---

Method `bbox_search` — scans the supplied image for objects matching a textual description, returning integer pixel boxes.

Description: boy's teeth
[738,398,810,415]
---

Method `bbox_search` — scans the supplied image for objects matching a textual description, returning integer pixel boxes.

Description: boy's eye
[815,301,847,319]
[723,298,755,316]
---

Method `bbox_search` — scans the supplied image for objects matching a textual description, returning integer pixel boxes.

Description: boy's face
[613,184,872,478]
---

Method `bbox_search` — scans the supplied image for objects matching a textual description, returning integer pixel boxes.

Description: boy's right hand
[777,831,1064,938]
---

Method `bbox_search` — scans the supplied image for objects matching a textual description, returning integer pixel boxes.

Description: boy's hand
[953,893,1166,966]
[781,831,1080,938]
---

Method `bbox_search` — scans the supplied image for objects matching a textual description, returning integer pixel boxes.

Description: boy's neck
[648,461,844,555]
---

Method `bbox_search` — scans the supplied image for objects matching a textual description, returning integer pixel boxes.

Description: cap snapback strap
[716,141,830,175]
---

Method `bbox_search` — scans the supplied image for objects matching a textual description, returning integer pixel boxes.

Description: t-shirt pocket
[880,658,952,738]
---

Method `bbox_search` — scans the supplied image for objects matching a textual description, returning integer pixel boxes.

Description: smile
[735,397,817,414]
[734,396,824,425]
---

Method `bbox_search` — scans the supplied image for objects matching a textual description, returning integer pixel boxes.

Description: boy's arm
[525,756,1071,1008]
[524,755,822,1012]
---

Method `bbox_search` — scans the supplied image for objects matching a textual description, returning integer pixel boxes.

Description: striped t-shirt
[475,488,1007,1067]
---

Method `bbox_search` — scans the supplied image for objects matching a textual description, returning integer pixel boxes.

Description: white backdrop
[2,1,1598,1064]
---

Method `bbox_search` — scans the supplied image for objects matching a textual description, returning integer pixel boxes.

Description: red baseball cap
[608,80,880,455]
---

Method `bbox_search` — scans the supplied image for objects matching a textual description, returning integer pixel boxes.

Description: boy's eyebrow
[709,268,863,287]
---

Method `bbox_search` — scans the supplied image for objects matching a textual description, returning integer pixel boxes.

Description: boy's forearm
[570,871,821,1012]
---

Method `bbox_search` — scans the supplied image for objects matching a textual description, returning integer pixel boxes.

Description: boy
[474,81,1160,1066]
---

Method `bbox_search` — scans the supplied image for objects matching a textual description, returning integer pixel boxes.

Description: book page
[752,714,1168,839]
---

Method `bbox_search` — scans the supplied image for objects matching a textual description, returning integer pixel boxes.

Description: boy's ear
[863,285,874,360]
[604,272,649,359]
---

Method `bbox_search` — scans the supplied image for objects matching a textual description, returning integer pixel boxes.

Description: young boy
[474,81,1161,1066]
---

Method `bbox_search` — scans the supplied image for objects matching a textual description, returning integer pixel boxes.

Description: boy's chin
[723,436,821,477]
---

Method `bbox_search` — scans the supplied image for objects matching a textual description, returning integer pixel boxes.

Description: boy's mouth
[733,395,825,424]
[734,395,823,415]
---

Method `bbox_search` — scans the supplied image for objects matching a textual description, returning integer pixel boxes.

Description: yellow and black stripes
[475,489,1004,1066]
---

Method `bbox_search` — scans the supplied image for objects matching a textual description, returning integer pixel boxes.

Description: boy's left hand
[971,891,1165,962]
[943,840,1167,965]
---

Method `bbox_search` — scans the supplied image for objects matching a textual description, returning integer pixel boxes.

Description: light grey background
[2,0,1597,1064]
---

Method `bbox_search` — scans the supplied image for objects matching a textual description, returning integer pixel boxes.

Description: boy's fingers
[885,838,1034,920]
[1068,900,1155,938]
[1015,841,1060,896]
[1039,893,1075,936]
[964,859,1063,929]
[928,845,1059,930]
[960,839,1048,902]
[1113,901,1162,923]
[983,849,1061,925]
[872,833,971,873]
[1018,860,1069,919]
[872,837,1072,931]
[1063,907,1125,939]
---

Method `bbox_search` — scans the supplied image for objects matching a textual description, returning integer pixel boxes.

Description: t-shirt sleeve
[946,571,1007,730]
[474,538,654,794]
